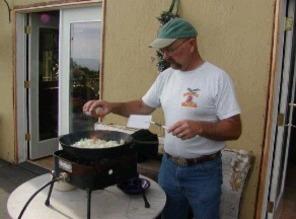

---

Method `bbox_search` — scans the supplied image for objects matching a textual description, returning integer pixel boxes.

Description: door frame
[13,0,104,163]
[267,0,296,217]
[256,0,296,218]
[28,12,60,160]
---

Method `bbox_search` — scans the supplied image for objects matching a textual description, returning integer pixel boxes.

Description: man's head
[150,18,201,71]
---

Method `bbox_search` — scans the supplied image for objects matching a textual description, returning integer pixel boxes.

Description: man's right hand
[83,100,111,118]
[83,99,155,118]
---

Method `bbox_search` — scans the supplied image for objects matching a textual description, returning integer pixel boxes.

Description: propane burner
[45,149,140,219]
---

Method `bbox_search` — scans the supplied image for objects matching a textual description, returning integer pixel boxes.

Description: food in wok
[71,137,125,149]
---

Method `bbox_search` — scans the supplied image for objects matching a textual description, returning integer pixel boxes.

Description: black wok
[59,130,134,160]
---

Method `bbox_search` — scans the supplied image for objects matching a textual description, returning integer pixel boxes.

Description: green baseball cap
[150,18,198,49]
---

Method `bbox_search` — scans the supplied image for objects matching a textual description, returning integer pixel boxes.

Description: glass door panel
[59,6,101,135]
[39,28,59,140]
[69,22,100,132]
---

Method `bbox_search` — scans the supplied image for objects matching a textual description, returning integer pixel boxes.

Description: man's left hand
[167,115,241,141]
[168,120,202,140]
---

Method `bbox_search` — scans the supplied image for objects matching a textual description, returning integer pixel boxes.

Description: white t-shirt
[142,62,241,158]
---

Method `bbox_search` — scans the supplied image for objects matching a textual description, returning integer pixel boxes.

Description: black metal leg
[45,179,55,206]
[142,191,150,208]
[87,189,92,219]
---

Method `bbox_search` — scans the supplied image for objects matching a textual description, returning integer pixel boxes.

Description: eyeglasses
[159,39,190,55]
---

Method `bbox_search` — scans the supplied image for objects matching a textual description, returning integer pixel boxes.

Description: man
[83,18,241,219]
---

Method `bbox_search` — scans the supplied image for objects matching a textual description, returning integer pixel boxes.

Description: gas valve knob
[108,169,113,175]
[59,172,70,181]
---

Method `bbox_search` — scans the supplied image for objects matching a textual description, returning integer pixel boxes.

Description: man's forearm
[110,100,154,117]
[198,115,242,141]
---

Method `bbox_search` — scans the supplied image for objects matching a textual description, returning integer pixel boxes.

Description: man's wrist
[194,121,203,136]
[196,121,215,138]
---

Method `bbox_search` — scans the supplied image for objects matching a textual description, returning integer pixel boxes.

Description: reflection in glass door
[59,6,102,135]
[69,22,100,132]
[39,27,59,140]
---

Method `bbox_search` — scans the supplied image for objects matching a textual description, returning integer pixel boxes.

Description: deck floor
[31,156,54,171]
[1,157,295,219]
[280,161,296,219]
[0,160,49,219]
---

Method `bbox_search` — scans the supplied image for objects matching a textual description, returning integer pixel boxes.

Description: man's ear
[189,43,195,53]
[189,38,196,53]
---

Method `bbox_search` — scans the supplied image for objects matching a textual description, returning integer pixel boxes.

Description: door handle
[289,103,296,107]
[285,123,296,128]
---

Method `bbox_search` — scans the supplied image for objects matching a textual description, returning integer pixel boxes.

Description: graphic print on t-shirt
[181,88,200,108]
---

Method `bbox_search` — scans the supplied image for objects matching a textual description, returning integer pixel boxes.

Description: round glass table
[7,173,166,219]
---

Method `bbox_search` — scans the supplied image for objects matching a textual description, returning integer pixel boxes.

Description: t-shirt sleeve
[215,72,241,119]
[142,73,164,108]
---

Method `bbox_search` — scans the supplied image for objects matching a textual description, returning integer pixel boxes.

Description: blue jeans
[158,153,222,219]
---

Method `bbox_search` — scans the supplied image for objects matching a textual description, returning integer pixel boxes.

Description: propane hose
[17,175,63,219]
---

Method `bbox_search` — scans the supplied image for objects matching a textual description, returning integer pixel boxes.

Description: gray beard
[167,59,182,70]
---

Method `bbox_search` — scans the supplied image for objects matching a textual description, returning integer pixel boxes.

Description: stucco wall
[0,2,15,162]
[0,0,276,218]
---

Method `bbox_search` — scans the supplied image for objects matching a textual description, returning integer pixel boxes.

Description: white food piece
[84,107,103,116]
[95,107,104,115]
[72,138,125,149]
[84,111,92,116]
